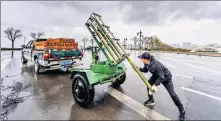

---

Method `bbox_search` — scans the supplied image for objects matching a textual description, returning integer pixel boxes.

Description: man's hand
[149,85,158,95]
[151,85,158,93]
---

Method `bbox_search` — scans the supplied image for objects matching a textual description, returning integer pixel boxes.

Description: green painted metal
[85,24,113,65]
[92,15,123,59]
[71,65,125,85]
[89,23,118,64]
[96,23,121,60]
[90,62,126,75]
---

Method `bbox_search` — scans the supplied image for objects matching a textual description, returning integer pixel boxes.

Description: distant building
[191,44,198,49]
[182,42,192,49]
[181,42,198,49]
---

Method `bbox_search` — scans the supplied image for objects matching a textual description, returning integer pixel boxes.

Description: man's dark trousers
[147,75,184,112]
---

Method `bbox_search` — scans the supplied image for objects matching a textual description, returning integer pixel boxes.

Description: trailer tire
[72,73,94,108]
[112,72,126,87]
[34,59,40,74]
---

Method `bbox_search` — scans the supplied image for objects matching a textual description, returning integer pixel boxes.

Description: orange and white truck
[21,38,83,74]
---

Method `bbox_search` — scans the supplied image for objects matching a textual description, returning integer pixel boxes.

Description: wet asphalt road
[1,50,221,120]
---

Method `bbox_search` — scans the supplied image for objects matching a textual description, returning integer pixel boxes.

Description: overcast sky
[1,1,221,48]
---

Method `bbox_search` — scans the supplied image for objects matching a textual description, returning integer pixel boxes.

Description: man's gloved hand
[151,85,158,92]
[149,85,158,95]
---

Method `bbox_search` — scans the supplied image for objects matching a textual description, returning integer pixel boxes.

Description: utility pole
[137,30,144,50]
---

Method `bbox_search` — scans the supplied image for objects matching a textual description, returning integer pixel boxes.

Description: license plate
[60,60,72,66]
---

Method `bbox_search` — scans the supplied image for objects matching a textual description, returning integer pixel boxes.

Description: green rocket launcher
[85,13,152,89]
[70,13,153,108]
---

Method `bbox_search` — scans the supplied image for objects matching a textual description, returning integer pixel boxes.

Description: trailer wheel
[72,73,94,108]
[34,59,40,74]
[112,72,126,87]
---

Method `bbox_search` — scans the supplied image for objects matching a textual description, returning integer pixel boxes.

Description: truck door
[30,40,35,62]
[23,40,33,61]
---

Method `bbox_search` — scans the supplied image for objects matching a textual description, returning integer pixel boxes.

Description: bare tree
[132,37,139,50]
[82,37,88,50]
[143,36,151,50]
[150,36,154,50]
[30,32,44,40]
[4,27,23,57]
[90,38,95,47]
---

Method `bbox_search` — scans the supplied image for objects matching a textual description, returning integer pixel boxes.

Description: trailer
[70,13,156,108]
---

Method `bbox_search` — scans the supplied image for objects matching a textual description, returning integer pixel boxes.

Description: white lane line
[162,56,221,75]
[181,87,221,101]
[1,58,12,71]
[173,73,193,79]
[163,54,221,66]
[162,58,221,77]
[105,87,170,120]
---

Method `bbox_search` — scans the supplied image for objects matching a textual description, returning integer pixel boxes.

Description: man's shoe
[179,110,185,121]
[144,99,155,106]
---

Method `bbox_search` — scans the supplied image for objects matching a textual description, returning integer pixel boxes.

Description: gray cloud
[35,1,121,26]
[119,1,221,25]
[1,1,221,48]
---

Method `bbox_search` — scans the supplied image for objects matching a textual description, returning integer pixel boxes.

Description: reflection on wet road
[1,50,221,120]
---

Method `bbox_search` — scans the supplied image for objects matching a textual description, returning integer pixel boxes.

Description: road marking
[162,56,221,75]
[105,87,170,120]
[173,73,193,79]
[163,54,221,66]
[181,87,221,101]
[162,59,221,77]
[1,58,12,71]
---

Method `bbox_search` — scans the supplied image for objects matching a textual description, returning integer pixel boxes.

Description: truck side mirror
[21,45,26,48]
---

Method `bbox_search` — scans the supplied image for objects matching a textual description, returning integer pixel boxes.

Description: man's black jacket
[139,57,172,85]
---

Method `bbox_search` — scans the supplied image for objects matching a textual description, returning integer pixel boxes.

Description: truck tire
[21,55,28,65]
[64,67,69,73]
[72,73,94,108]
[112,72,126,88]
[34,59,40,74]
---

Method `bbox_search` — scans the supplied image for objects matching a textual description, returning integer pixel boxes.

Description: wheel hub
[73,80,86,102]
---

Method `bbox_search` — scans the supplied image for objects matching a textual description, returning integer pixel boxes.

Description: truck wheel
[34,59,40,74]
[112,72,126,88]
[72,73,94,108]
[64,67,69,73]
[21,55,28,65]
